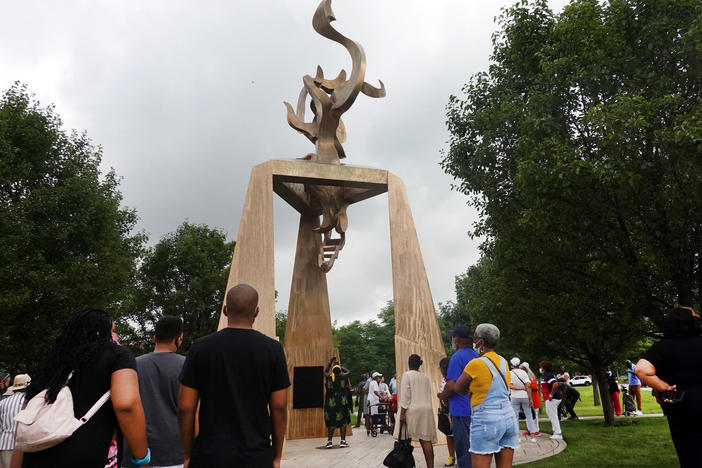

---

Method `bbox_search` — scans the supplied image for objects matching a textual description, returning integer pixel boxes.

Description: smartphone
[662,389,685,402]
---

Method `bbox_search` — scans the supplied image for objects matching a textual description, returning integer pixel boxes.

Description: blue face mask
[607,371,612,376]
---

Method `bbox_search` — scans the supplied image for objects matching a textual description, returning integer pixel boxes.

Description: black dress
[643,335,702,468]
[324,376,351,428]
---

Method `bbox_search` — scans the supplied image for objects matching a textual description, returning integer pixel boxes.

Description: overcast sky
[1,0,569,325]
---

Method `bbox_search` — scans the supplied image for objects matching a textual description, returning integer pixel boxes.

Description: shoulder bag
[482,356,510,399]
[14,372,111,452]
[437,405,452,435]
[383,421,415,468]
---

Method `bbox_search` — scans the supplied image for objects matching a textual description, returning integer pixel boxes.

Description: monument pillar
[388,173,446,444]
[284,214,337,439]
[217,162,275,337]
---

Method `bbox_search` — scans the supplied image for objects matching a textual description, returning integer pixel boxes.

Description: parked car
[569,375,592,386]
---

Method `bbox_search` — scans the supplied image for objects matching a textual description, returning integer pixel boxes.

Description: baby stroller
[622,388,637,416]
[368,401,393,437]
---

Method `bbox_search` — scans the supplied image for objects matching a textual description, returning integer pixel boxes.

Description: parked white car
[569,375,592,386]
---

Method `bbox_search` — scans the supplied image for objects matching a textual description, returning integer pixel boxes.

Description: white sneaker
[530,438,537,443]
[550,433,563,440]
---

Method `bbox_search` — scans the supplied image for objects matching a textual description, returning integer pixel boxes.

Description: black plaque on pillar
[292,366,324,409]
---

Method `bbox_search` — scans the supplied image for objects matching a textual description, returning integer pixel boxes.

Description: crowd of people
[0,284,289,468]
[0,287,699,467]
[348,309,702,468]
[353,323,545,468]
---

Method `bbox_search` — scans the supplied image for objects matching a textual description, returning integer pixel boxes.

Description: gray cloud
[0,0,569,324]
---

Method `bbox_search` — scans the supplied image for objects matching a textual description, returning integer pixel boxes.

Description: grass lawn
[561,384,661,417]
[522,416,677,466]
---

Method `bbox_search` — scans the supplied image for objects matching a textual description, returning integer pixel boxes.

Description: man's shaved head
[225,284,259,318]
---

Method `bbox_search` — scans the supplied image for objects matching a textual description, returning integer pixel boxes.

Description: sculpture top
[285,0,386,164]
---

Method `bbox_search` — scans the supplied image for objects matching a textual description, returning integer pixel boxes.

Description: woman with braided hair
[11,308,149,468]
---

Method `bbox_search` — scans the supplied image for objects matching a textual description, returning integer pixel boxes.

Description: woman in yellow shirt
[455,324,519,468]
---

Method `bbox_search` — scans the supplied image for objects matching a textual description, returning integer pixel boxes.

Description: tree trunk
[592,374,601,406]
[595,369,614,426]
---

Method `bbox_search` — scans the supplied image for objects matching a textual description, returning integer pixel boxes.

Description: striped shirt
[0,392,25,450]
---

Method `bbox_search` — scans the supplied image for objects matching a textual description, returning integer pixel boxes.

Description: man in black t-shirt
[179,284,290,468]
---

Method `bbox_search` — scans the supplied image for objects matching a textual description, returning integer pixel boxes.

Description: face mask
[607,371,612,376]
[539,368,543,374]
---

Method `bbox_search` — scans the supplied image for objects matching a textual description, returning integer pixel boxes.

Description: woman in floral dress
[323,356,352,448]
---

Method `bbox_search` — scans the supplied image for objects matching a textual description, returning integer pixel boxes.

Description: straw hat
[7,374,31,392]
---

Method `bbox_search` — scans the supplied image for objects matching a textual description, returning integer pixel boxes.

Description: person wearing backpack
[11,308,150,468]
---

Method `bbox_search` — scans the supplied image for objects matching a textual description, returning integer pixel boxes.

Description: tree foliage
[275,310,287,345]
[334,301,396,381]
[442,0,702,424]
[0,83,144,370]
[118,222,234,354]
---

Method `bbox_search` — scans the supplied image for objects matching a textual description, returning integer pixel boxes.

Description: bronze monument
[218,0,446,440]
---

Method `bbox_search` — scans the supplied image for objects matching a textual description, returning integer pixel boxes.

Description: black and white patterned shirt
[0,392,26,451]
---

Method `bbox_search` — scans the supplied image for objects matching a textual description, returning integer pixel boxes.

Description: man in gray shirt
[123,316,185,468]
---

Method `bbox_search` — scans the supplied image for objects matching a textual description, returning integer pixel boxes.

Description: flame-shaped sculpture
[284,0,386,272]
[285,0,386,164]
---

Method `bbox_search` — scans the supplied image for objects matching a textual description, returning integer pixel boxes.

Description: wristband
[131,448,151,467]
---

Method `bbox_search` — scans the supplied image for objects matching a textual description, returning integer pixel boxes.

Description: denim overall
[469,356,520,454]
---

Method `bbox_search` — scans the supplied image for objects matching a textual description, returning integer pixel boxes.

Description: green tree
[442,0,702,424]
[0,83,144,370]
[275,310,287,345]
[118,222,234,354]
[334,301,395,381]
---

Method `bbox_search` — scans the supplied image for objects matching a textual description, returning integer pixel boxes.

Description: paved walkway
[282,426,566,468]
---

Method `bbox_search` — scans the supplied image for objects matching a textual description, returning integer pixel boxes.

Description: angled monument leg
[284,214,337,439]
[388,172,447,443]
[218,162,276,338]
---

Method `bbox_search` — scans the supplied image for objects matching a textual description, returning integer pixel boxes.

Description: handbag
[14,372,111,452]
[437,405,452,435]
[383,422,415,468]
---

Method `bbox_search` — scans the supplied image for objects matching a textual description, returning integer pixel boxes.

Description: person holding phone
[636,306,702,468]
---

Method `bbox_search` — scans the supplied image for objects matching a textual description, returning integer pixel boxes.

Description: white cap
[510,357,521,367]
[521,361,530,370]
[372,371,383,378]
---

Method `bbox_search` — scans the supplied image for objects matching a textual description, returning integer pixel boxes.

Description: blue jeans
[470,400,519,454]
[451,415,472,468]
